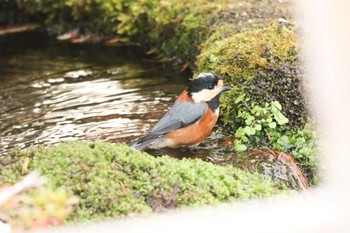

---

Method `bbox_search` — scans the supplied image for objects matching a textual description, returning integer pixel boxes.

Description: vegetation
[197,23,305,127]
[194,18,314,178]
[0,0,294,63]
[0,142,282,223]
[0,0,225,64]
[232,99,317,182]
[0,183,77,230]
[0,0,318,228]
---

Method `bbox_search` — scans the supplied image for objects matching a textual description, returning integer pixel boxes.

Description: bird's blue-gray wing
[150,101,207,135]
[128,101,206,150]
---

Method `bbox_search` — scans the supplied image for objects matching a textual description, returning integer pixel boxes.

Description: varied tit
[129,72,231,150]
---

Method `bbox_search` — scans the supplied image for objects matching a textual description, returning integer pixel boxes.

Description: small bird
[129,72,231,150]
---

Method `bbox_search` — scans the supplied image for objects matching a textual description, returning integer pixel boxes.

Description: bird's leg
[179,145,198,154]
[189,147,198,154]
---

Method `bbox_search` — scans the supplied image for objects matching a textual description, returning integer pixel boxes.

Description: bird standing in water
[129,72,231,150]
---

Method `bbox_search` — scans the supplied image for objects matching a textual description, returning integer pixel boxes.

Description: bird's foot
[189,147,198,154]
[179,146,198,154]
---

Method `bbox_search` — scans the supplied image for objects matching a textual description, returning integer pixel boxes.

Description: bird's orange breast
[164,106,218,148]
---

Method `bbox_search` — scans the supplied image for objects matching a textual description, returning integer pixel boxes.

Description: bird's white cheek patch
[191,80,223,103]
[191,90,216,102]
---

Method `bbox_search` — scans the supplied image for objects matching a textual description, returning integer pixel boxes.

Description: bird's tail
[127,134,161,150]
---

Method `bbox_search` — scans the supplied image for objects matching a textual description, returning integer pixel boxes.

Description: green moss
[197,23,305,127]
[113,0,227,63]
[195,20,313,181]
[197,24,297,79]
[1,0,315,188]
[0,141,283,221]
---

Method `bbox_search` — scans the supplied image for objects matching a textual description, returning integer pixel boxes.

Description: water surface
[0,31,234,162]
[0,31,190,154]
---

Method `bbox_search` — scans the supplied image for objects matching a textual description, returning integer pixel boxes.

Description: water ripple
[0,44,186,155]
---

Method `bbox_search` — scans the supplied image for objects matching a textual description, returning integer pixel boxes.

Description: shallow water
[0,31,234,162]
[0,31,303,189]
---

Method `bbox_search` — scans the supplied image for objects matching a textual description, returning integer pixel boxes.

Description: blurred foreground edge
[32,0,350,232]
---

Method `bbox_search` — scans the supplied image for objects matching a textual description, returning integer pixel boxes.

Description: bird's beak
[220,86,231,93]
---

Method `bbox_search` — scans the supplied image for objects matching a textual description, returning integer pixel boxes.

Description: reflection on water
[0,31,235,164]
[0,31,189,155]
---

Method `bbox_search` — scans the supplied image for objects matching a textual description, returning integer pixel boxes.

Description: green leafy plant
[233,98,317,172]
[233,98,289,152]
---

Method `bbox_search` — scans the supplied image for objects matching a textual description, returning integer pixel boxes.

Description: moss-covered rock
[197,23,305,127]
[0,141,282,221]
[195,20,314,178]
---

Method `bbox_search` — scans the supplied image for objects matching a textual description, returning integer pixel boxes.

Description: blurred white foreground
[34,0,350,232]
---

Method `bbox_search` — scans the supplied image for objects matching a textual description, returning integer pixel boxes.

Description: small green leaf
[280,135,289,142]
[251,106,262,115]
[241,136,249,142]
[254,124,262,131]
[235,128,246,138]
[209,54,219,62]
[268,122,277,129]
[245,115,254,125]
[274,112,289,125]
[273,143,284,151]
[277,135,290,148]
[234,94,246,104]
[234,140,247,152]
[271,101,282,110]
[244,126,256,136]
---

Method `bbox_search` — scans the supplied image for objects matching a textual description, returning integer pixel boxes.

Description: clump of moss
[0,141,283,222]
[198,24,297,78]
[197,23,305,127]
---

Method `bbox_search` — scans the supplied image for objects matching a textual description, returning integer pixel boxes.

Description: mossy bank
[0,141,283,222]
[0,0,318,228]
[1,0,317,185]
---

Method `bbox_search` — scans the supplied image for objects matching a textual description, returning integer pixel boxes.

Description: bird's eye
[208,84,214,90]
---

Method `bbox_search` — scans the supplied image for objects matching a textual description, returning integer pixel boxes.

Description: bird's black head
[188,72,220,94]
[187,72,231,104]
